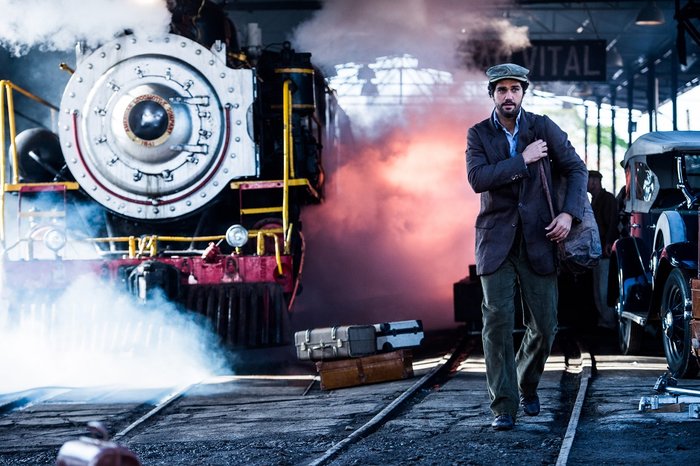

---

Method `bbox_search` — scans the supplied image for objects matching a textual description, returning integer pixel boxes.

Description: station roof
[226,0,700,112]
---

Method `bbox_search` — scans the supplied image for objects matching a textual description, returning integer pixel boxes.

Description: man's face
[492,79,524,119]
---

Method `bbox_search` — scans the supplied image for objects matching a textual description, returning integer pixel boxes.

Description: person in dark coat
[587,170,619,329]
[466,63,588,431]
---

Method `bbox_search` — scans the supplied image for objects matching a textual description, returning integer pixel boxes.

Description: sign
[511,40,606,82]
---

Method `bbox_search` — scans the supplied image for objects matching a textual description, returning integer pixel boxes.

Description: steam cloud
[0,0,171,56]
[289,0,527,330]
[0,275,228,394]
[291,0,529,74]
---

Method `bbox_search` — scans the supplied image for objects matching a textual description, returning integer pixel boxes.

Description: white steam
[291,0,529,74]
[0,275,228,394]
[0,0,171,56]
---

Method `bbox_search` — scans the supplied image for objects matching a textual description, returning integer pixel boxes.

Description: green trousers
[480,235,558,418]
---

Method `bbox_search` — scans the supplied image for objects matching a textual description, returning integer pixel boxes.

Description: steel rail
[112,382,200,441]
[556,350,593,466]
[306,336,473,466]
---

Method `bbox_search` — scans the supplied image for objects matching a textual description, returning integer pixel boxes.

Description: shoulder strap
[539,161,556,220]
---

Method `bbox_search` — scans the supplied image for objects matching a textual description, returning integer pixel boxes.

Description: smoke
[291,0,528,74]
[0,275,228,394]
[289,0,527,331]
[294,106,487,331]
[0,0,171,56]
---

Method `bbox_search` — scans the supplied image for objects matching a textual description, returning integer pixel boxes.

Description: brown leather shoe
[520,394,540,416]
[491,414,515,430]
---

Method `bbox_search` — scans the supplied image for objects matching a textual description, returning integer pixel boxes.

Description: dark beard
[496,102,520,120]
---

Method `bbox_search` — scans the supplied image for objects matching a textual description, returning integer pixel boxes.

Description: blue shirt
[492,110,521,158]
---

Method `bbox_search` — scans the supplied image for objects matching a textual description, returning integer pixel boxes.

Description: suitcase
[315,350,414,390]
[295,325,376,361]
[373,319,424,351]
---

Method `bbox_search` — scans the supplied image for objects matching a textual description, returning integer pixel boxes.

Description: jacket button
[518,202,523,208]
[511,223,516,227]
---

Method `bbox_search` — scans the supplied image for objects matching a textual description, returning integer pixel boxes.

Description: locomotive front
[59,34,257,221]
[0,30,327,349]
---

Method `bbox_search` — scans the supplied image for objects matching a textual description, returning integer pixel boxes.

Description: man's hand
[545,212,573,242]
[522,139,548,165]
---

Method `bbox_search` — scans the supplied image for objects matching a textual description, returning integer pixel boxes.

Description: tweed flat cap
[486,63,530,83]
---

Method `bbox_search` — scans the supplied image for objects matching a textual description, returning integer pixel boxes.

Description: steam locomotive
[0,13,333,348]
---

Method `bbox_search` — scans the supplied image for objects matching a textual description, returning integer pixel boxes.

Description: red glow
[294,107,487,331]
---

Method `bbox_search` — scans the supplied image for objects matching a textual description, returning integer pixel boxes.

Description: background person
[587,170,619,330]
[466,63,588,431]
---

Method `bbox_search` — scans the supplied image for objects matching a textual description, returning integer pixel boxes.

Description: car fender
[650,241,697,318]
[609,236,652,315]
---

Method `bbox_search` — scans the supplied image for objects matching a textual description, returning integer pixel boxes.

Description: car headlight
[43,228,67,251]
[225,224,249,248]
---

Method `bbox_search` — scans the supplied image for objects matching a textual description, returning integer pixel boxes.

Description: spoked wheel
[661,268,699,378]
[616,268,643,355]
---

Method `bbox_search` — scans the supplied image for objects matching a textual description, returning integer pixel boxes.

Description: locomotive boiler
[0,24,331,348]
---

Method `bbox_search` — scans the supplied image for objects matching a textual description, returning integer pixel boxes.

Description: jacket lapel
[480,115,510,163]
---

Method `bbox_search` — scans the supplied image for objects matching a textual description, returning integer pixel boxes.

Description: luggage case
[373,319,424,351]
[295,325,376,361]
[315,349,414,390]
[56,422,141,466]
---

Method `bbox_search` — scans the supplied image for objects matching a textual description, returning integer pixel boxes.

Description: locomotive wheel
[660,269,699,378]
[616,268,642,355]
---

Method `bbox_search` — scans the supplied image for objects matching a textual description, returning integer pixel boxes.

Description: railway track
[1,330,700,465]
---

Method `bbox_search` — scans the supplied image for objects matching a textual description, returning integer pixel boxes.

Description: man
[587,170,619,329]
[466,63,588,431]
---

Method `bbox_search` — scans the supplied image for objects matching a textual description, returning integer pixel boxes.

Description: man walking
[466,63,588,430]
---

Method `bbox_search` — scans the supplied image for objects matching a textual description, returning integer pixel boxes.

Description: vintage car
[610,131,700,377]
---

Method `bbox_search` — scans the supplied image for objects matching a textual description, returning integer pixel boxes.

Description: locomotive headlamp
[225,224,249,248]
[43,228,67,251]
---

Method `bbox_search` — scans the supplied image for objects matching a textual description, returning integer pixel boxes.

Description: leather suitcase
[295,325,376,360]
[315,349,414,390]
[373,320,424,351]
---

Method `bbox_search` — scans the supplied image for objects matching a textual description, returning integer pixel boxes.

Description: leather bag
[538,161,602,274]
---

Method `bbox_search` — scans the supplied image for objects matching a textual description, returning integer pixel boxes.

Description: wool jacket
[466,110,588,276]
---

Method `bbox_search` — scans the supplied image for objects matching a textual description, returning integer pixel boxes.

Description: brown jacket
[466,110,588,275]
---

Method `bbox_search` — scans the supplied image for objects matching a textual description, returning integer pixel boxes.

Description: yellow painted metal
[4,182,80,192]
[240,206,283,215]
[128,236,136,258]
[0,80,61,244]
[283,79,292,240]
[256,231,284,275]
[87,234,230,258]
[0,83,6,243]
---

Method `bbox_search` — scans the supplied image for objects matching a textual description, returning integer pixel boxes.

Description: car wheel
[660,268,699,378]
[616,267,643,355]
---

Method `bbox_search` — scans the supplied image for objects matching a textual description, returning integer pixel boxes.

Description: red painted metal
[1,254,294,293]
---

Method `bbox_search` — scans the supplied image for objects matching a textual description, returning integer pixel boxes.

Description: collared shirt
[492,109,521,158]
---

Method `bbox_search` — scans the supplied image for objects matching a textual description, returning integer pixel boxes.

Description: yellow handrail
[282,79,292,253]
[0,80,60,243]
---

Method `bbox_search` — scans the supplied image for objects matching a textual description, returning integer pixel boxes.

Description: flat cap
[588,170,603,179]
[486,63,530,83]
